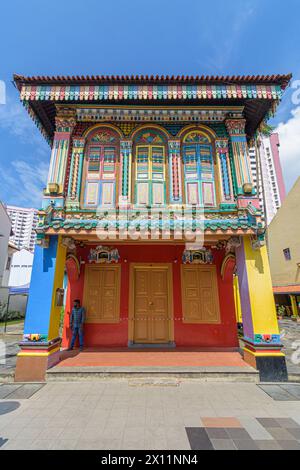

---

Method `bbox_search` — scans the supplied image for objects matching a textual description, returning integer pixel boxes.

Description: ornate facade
[13,73,291,382]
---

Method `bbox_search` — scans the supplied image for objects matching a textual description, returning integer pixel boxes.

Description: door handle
[149,301,154,307]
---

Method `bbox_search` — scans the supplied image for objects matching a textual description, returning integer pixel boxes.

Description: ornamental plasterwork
[88,246,120,264]
[182,248,214,265]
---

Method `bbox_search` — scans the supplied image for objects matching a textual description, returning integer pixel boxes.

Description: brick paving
[1,380,300,450]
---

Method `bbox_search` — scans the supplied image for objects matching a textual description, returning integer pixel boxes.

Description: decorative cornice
[19,84,284,102]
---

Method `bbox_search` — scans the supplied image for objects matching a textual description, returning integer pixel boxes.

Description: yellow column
[233,275,242,324]
[243,237,280,337]
[236,236,287,381]
[290,295,299,317]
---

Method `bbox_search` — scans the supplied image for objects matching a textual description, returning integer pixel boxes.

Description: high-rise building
[249,133,286,225]
[6,205,38,252]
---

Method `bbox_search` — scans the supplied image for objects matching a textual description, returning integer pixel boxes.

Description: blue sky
[0,0,299,207]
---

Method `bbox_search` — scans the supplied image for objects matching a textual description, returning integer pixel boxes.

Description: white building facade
[249,133,286,226]
[6,205,38,252]
[0,202,13,287]
[8,248,34,288]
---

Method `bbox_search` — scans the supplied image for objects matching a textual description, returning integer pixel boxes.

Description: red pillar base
[14,339,61,382]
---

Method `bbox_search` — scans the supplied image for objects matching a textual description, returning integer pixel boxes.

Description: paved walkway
[1,380,300,450]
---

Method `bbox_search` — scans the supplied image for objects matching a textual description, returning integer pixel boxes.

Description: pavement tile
[280,384,300,400]
[267,427,296,440]
[233,439,259,450]
[0,438,8,448]
[258,385,294,401]
[238,417,274,440]
[1,439,33,450]
[226,428,252,439]
[201,417,242,428]
[211,439,237,450]
[29,439,54,450]
[206,428,230,439]
[0,385,22,399]
[50,439,78,450]
[255,440,282,450]
[277,440,300,450]
[275,418,300,429]
[185,428,214,450]
[256,417,281,428]
[285,427,300,439]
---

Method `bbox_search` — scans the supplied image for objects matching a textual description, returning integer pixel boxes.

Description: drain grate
[258,384,300,401]
[0,383,45,400]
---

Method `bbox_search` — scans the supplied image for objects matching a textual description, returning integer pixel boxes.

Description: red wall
[62,245,238,349]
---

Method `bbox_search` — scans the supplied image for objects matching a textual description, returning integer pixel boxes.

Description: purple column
[235,241,254,341]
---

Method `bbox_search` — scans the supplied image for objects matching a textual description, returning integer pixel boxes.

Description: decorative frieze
[168,140,182,204]
[119,140,133,207]
[20,84,283,102]
[66,137,86,210]
[225,119,253,196]
[215,138,234,205]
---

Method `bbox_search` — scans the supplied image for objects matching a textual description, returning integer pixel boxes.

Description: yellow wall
[48,237,67,341]
[268,177,300,287]
[244,237,279,335]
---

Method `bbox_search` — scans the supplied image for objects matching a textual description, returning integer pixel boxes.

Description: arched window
[134,129,167,207]
[84,128,119,208]
[182,131,216,207]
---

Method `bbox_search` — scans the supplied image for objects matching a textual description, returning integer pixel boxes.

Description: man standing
[69,299,85,351]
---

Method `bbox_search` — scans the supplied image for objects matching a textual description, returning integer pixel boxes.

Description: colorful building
[13,74,291,382]
[268,177,300,317]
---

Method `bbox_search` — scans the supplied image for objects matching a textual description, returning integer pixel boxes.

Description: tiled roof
[13,74,292,89]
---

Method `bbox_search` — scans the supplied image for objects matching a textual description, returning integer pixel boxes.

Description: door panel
[132,265,171,344]
[84,265,121,324]
[181,265,220,324]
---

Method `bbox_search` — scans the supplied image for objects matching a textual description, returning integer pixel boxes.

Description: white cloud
[0,159,48,208]
[0,95,48,153]
[275,106,300,192]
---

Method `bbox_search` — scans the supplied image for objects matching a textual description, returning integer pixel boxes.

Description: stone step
[46,366,260,383]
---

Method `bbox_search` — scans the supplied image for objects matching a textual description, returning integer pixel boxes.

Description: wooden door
[181,265,220,324]
[131,265,172,344]
[83,265,121,324]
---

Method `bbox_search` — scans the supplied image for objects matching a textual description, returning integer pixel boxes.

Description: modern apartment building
[249,133,286,225]
[6,205,38,252]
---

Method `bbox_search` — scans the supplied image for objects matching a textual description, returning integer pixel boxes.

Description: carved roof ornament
[225,119,247,136]
[55,107,77,133]
[226,237,241,254]
[61,237,76,252]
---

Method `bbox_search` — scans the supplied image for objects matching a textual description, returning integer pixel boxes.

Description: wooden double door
[130,264,173,344]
